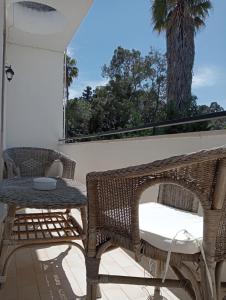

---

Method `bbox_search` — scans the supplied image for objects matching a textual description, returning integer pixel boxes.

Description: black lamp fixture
[5,65,15,82]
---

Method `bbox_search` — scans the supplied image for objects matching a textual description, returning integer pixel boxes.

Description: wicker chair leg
[153,260,163,300]
[65,208,71,214]
[200,260,217,300]
[80,207,87,248]
[172,265,200,300]
[0,245,7,288]
[216,261,224,300]
[0,204,16,288]
[87,281,98,300]
[86,257,101,300]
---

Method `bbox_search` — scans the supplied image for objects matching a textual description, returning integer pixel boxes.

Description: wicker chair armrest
[59,154,76,180]
[4,158,14,179]
[3,153,19,179]
[86,147,226,181]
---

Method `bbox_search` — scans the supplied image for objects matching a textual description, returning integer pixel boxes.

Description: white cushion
[45,159,63,178]
[139,202,203,254]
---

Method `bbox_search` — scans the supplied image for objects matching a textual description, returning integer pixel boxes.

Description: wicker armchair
[3,147,76,216]
[3,147,76,180]
[85,146,226,300]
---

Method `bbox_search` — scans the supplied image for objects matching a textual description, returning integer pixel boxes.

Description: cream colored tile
[101,285,130,300]
[109,248,137,268]
[123,265,147,277]
[120,284,153,300]
[0,209,181,300]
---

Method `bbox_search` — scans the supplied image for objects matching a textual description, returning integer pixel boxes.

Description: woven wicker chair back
[157,183,199,213]
[3,147,76,179]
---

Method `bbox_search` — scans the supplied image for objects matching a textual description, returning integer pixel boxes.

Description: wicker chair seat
[103,202,203,254]
[139,202,203,254]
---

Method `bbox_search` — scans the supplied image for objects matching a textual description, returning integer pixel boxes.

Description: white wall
[59,129,226,184]
[0,1,8,228]
[0,0,4,149]
[3,0,94,149]
[59,129,226,204]
[5,43,64,149]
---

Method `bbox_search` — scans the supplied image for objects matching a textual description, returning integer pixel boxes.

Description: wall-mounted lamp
[5,65,15,82]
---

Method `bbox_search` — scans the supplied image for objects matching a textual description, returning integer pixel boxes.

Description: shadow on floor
[35,245,86,300]
[0,244,86,300]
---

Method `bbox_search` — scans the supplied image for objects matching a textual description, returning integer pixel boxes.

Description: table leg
[0,204,16,285]
[80,206,87,249]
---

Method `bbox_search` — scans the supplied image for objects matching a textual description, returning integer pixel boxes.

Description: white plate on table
[33,177,57,191]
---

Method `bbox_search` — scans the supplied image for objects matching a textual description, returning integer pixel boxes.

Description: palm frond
[193,16,205,28]
[191,1,212,14]
[151,0,212,31]
[190,0,212,28]
[151,0,168,32]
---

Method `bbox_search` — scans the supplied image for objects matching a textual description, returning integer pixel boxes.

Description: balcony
[1,127,226,300]
[2,0,225,298]
[0,209,180,300]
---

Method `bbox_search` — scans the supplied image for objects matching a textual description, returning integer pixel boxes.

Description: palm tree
[65,54,78,100]
[64,54,78,138]
[152,0,212,118]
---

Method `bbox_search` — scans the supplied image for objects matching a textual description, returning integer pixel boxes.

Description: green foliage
[151,0,212,33]
[197,101,225,130]
[65,54,78,100]
[89,47,167,133]
[65,46,225,140]
[165,99,225,134]
[82,86,93,102]
[66,55,78,87]
[152,0,212,118]
[65,98,91,137]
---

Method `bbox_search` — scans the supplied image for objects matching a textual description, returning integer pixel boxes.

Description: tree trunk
[166,3,195,119]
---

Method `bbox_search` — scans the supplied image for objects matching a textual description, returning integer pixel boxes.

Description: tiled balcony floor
[0,210,179,300]
[0,245,181,300]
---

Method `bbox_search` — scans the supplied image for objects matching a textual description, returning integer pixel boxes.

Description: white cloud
[192,66,218,89]
[69,79,108,98]
[66,46,75,57]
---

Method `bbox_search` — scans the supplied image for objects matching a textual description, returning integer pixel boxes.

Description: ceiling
[6,0,93,51]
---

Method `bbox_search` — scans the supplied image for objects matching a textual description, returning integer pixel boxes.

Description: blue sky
[69,0,226,109]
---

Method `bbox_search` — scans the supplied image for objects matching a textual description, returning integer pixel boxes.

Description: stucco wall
[0,0,4,150]
[59,129,226,181]
[0,1,7,227]
[5,43,64,149]
[59,129,226,203]
[0,1,3,119]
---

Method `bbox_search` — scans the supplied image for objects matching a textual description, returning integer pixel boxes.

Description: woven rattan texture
[158,183,199,213]
[216,196,226,260]
[13,211,80,241]
[3,147,76,179]
[0,178,87,209]
[84,147,226,299]
[86,146,226,261]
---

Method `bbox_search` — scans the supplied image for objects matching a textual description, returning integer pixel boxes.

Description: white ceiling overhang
[6,0,93,51]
